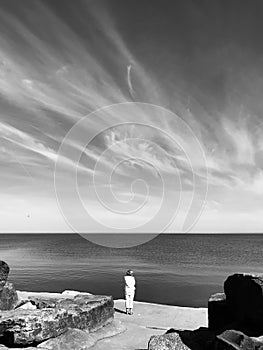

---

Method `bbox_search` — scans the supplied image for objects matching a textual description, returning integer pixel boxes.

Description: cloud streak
[127,64,134,98]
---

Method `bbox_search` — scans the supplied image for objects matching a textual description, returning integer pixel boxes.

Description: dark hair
[126,269,134,276]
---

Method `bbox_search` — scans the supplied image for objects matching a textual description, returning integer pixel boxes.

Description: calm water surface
[1,234,262,307]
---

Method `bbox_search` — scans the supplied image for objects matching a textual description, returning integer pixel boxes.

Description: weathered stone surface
[57,294,114,331]
[0,283,18,311]
[208,293,233,331]
[39,320,126,350]
[0,294,114,346]
[0,308,68,346]
[0,262,9,292]
[216,330,263,349]
[39,329,95,350]
[148,333,190,350]
[224,273,263,335]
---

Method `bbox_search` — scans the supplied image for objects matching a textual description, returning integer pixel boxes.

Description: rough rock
[224,273,263,335]
[0,294,114,346]
[0,262,9,292]
[208,293,232,331]
[57,294,114,331]
[38,320,126,350]
[208,274,263,336]
[216,330,263,349]
[0,283,18,311]
[148,332,191,350]
[0,308,68,346]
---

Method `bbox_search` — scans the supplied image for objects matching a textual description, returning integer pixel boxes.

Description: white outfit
[124,275,136,309]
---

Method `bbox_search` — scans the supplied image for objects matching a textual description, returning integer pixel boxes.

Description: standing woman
[124,269,136,315]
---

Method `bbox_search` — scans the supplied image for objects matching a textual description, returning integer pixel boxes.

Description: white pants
[125,291,135,309]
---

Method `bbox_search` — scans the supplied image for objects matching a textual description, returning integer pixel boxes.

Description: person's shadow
[114,307,127,314]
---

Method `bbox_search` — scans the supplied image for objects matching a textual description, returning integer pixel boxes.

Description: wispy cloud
[1,0,263,232]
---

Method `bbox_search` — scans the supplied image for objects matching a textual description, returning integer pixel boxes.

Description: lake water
[1,234,262,307]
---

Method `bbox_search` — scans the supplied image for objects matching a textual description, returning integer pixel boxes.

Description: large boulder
[0,262,9,292]
[0,294,114,346]
[208,293,233,331]
[0,283,18,311]
[57,294,114,331]
[224,273,263,335]
[0,308,68,346]
[25,294,114,331]
[208,274,263,336]
[216,330,263,349]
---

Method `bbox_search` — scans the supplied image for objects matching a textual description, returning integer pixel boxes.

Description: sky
[1,0,263,233]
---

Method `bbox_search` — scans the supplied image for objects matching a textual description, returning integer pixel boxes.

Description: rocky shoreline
[0,289,121,349]
[0,261,125,349]
[148,273,263,349]
[1,260,263,349]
